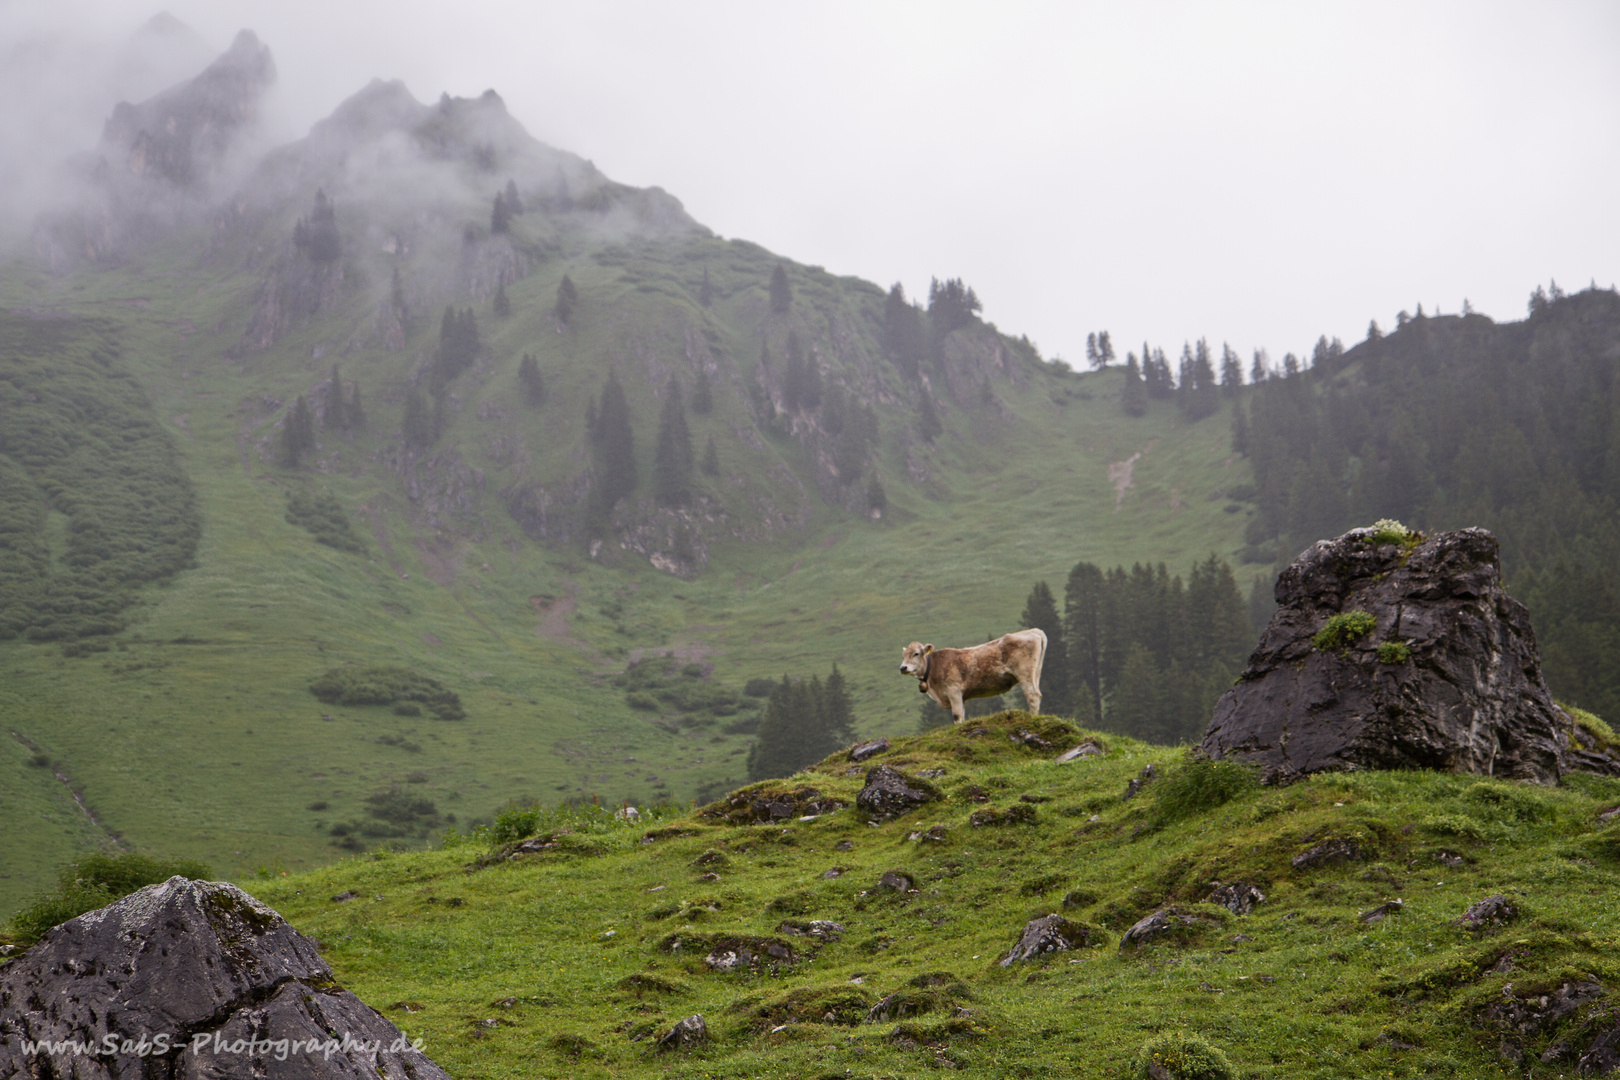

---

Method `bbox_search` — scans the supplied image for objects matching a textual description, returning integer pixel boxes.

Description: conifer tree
[866,473,887,516]
[1110,644,1161,741]
[1098,331,1115,366]
[348,383,365,431]
[555,275,579,325]
[1220,343,1243,394]
[769,264,791,314]
[325,365,346,431]
[503,178,524,215]
[698,267,714,307]
[654,377,694,506]
[822,664,855,743]
[1247,574,1275,638]
[292,189,340,264]
[490,192,511,234]
[1122,354,1147,417]
[782,332,821,410]
[1367,319,1382,342]
[518,354,546,407]
[281,395,315,466]
[402,390,435,451]
[493,282,511,317]
[553,166,574,211]
[1178,339,1219,420]
[1230,399,1250,456]
[917,390,942,442]
[1020,582,1069,716]
[1086,332,1100,369]
[390,266,407,321]
[927,277,981,333]
[1064,561,1106,724]
[692,370,713,414]
[431,306,480,391]
[700,435,720,476]
[883,283,927,379]
[747,665,856,780]
[1250,349,1268,384]
[590,370,636,511]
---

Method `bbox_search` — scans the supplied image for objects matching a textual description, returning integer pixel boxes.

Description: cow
[900,628,1047,724]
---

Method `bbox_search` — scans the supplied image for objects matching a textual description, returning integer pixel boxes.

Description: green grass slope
[0,85,1259,913]
[226,713,1620,1079]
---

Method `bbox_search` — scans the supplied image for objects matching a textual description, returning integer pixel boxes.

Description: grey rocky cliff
[0,876,448,1080]
[1200,527,1620,784]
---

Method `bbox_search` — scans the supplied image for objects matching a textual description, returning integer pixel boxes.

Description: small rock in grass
[874,870,914,893]
[776,919,844,941]
[331,890,357,902]
[1290,837,1361,870]
[999,914,1096,965]
[856,764,936,820]
[656,1014,707,1052]
[1359,898,1403,923]
[1122,764,1157,801]
[1458,893,1517,930]
[849,738,890,762]
[1119,907,1215,950]
[1056,741,1104,763]
[1206,881,1266,916]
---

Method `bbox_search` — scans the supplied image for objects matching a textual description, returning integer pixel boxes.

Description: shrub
[1130,1031,1237,1080]
[364,785,442,836]
[10,851,213,944]
[1464,781,1556,825]
[743,678,775,698]
[1369,518,1418,545]
[285,490,366,554]
[308,665,463,720]
[1150,755,1259,826]
[1377,641,1411,664]
[1421,813,1487,840]
[1312,610,1376,650]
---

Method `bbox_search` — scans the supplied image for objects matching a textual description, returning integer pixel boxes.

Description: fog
[4,0,1617,366]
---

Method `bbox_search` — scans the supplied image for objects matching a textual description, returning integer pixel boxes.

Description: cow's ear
[923,644,933,654]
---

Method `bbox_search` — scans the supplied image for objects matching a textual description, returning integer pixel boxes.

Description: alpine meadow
[4,20,1620,1080]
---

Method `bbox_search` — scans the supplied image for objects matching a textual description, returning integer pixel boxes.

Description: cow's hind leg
[948,689,966,725]
[1020,678,1042,715]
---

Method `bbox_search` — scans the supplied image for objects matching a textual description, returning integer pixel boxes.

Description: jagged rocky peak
[101,28,275,186]
[0,876,450,1079]
[1200,525,1620,784]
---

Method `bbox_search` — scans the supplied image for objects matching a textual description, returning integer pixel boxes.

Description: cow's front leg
[948,690,966,724]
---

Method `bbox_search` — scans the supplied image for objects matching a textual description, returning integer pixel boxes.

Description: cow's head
[899,642,933,677]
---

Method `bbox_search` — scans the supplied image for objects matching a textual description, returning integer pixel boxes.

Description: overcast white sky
[6,1,1619,367]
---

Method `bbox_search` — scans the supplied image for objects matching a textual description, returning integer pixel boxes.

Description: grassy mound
[146,710,1620,1079]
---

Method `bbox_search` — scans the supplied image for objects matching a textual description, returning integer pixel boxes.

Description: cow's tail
[1031,627,1048,685]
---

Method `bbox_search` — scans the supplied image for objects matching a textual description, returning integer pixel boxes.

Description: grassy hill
[0,74,1258,913]
[187,712,1620,1079]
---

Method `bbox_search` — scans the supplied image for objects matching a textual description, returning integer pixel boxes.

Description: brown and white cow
[899,629,1047,724]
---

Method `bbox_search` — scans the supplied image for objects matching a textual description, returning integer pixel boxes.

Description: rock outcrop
[0,876,447,1080]
[1201,527,1620,784]
[855,765,938,821]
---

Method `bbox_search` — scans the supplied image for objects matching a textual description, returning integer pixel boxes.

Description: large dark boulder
[0,877,448,1080]
[1201,527,1618,784]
